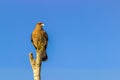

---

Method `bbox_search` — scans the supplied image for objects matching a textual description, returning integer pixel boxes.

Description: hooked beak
[41,23,44,27]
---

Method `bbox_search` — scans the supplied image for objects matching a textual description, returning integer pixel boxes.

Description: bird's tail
[42,51,48,61]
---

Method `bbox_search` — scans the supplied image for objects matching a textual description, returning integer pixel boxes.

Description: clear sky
[0,0,120,80]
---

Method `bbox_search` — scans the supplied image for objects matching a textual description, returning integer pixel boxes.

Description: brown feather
[31,23,48,61]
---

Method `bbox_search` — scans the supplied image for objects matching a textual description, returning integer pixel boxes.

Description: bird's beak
[41,23,45,27]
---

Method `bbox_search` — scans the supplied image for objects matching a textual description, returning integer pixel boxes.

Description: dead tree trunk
[29,49,43,80]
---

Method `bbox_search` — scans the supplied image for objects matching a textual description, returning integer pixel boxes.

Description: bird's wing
[31,33,37,49]
[44,31,48,49]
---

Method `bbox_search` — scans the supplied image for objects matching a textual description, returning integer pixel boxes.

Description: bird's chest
[32,30,44,40]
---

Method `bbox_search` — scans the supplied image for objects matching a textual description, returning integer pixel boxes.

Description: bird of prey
[31,22,48,61]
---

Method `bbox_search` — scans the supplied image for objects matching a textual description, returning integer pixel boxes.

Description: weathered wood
[29,49,43,80]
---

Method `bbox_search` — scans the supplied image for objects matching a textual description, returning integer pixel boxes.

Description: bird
[31,22,48,61]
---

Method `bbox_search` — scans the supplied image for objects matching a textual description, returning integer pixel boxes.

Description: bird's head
[36,22,44,29]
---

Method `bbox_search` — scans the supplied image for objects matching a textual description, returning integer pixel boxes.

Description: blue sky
[0,0,120,80]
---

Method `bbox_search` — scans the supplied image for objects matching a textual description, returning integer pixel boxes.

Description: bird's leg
[40,46,44,52]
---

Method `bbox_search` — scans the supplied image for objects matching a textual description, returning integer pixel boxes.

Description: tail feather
[42,52,48,61]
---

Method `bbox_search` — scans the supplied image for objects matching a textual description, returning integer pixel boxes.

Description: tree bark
[29,49,43,80]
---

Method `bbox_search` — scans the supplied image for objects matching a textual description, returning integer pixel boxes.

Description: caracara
[31,22,48,61]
